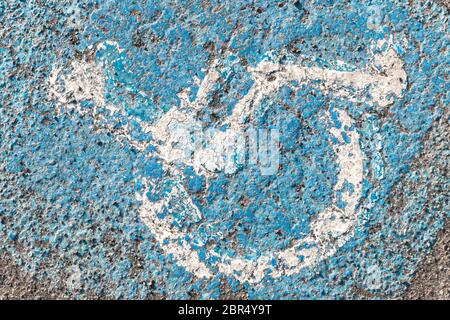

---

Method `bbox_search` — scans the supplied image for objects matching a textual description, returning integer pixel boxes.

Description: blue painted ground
[0,0,448,299]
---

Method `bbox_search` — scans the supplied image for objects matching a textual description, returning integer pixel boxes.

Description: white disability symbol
[49,38,407,283]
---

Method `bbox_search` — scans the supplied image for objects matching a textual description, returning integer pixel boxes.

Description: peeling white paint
[48,59,105,111]
[48,39,407,284]
[48,53,149,152]
[138,39,404,283]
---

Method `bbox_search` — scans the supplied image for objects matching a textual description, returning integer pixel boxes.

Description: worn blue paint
[0,0,448,299]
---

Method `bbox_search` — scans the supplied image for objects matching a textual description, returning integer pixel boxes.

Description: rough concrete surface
[0,0,449,299]
[404,220,449,299]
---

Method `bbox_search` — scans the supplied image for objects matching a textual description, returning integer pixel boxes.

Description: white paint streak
[136,177,212,278]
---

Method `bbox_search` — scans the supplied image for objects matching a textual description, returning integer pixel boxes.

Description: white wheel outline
[138,39,406,283]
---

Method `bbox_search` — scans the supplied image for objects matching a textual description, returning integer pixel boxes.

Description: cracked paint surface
[0,0,448,299]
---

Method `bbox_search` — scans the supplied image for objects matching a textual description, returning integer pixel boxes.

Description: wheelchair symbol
[49,38,407,283]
